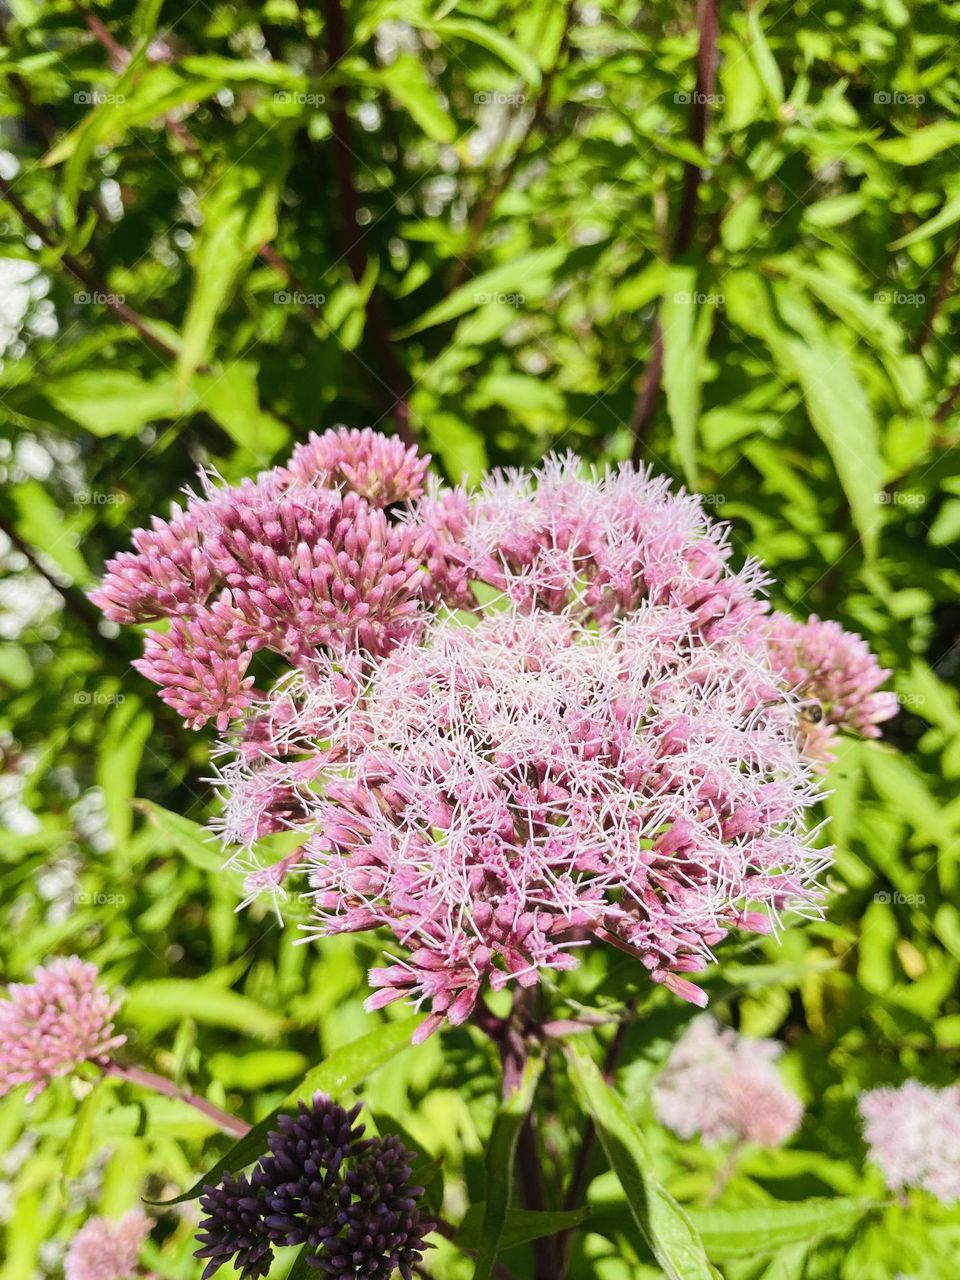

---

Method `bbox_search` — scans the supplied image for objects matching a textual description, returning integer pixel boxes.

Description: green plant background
[1,0,959,1277]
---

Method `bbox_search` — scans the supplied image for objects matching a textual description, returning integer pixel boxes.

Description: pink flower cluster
[653,1016,803,1147]
[765,612,898,762]
[0,957,125,1100]
[65,1210,153,1280]
[92,429,432,730]
[859,1081,960,1203]
[93,429,898,1034]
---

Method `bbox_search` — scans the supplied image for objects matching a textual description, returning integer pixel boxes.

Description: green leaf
[154,1017,421,1205]
[889,193,960,250]
[747,7,785,108]
[396,245,569,336]
[458,1204,589,1252]
[472,1057,544,1280]
[760,1243,808,1279]
[659,266,715,487]
[874,122,960,165]
[429,17,542,87]
[41,370,185,437]
[178,132,293,385]
[136,801,225,872]
[192,361,289,464]
[123,980,288,1039]
[375,56,456,143]
[566,1046,718,1280]
[772,328,883,558]
[686,1198,873,1259]
[286,1244,317,1280]
[61,1085,101,1189]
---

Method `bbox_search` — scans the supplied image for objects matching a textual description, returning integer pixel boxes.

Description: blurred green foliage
[1,0,959,1277]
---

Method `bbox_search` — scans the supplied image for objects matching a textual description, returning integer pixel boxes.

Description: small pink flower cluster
[65,1210,153,1280]
[653,1016,803,1147]
[859,1081,960,1204]
[0,957,124,1100]
[93,429,897,1033]
[765,612,898,762]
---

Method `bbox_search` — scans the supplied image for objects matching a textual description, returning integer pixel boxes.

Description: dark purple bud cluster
[195,1094,431,1280]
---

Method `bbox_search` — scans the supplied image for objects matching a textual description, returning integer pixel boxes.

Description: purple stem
[103,1061,251,1138]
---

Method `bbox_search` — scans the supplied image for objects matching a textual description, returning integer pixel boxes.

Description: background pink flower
[0,957,125,1100]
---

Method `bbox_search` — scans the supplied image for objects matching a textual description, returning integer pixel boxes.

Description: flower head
[286,426,430,505]
[196,1095,430,1280]
[65,1209,152,1280]
[653,1016,803,1147]
[0,957,125,1100]
[765,612,898,761]
[859,1081,960,1203]
[94,438,898,1031]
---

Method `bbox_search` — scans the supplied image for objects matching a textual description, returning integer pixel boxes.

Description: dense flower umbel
[0,957,125,1100]
[64,1209,152,1280]
[195,1095,430,1280]
[859,1081,960,1203]
[93,429,898,1031]
[653,1016,803,1147]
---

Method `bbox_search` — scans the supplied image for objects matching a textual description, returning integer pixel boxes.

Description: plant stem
[0,177,181,362]
[630,0,720,460]
[555,1008,634,1278]
[320,0,415,446]
[103,1061,251,1138]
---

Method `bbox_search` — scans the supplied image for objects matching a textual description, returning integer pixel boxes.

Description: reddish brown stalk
[630,0,719,461]
[0,177,181,361]
[321,0,415,446]
[103,1061,251,1138]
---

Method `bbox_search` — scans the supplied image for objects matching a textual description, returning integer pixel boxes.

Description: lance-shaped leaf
[566,1044,718,1280]
[472,1057,544,1280]
[151,1016,422,1204]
